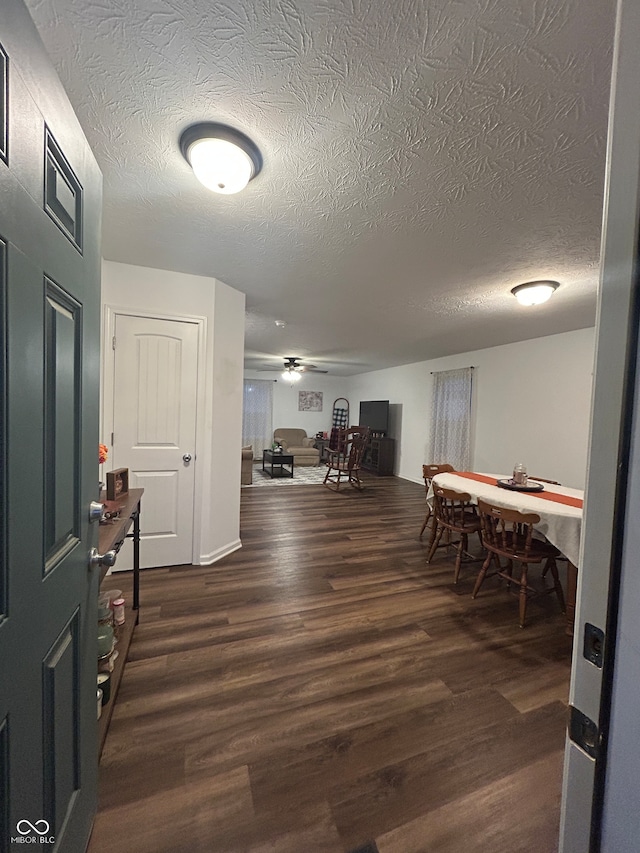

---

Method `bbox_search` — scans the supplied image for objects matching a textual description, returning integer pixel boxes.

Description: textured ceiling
[26,0,615,375]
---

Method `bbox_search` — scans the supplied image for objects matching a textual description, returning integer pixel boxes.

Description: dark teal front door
[0,3,102,851]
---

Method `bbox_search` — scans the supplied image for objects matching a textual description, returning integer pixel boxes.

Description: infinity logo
[16,820,50,835]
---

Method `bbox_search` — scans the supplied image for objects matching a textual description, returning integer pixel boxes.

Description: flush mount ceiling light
[179,122,262,195]
[511,280,559,306]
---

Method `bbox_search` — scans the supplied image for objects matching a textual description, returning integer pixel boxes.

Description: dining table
[430,471,584,635]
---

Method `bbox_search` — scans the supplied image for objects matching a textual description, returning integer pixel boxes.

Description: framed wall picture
[106,467,129,501]
[298,391,323,412]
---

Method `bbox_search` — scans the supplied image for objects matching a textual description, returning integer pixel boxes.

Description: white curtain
[242,380,273,457]
[428,367,473,470]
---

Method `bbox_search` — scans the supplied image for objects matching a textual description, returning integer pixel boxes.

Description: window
[428,367,473,470]
[242,380,273,456]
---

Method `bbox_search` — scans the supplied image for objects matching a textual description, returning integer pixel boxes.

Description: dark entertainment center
[358,400,395,475]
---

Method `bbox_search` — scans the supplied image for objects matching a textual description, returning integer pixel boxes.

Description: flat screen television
[358,400,389,435]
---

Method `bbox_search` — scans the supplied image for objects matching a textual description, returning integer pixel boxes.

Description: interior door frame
[559,0,640,848]
[101,305,208,566]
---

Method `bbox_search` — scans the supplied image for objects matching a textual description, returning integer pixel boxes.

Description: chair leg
[472,552,493,598]
[547,557,566,612]
[350,470,364,490]
[419,506,432,538]
[425,514,440,558]
[519,564,529,628]
[453,534,468,584]
[503,558,514,589]
[426,524,444,563]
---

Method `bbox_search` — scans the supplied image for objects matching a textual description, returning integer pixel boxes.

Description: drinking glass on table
[513,463,527,486]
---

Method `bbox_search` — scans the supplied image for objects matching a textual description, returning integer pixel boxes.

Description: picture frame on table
[106,467,129,501]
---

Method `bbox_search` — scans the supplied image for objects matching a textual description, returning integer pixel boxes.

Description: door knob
[89,500,104,522]
[89,548,117,570]
[183,454,192,463]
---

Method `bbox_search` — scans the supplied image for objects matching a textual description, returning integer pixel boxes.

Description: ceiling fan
[259,357,328,380]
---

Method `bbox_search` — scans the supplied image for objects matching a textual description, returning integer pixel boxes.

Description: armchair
[273,429,320,466]
[241,445,253,485]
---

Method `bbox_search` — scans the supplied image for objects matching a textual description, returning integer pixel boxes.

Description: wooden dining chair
[427,485,482,584]
[323,426,370,491]
[419,463,455,538]
[472,499,566,628]
[527,477,567,578]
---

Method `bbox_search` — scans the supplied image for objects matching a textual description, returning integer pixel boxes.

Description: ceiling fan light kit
[259,357,329,378]
[179,122,262,194]
[282,369,302,382]
[282,357,304,382]
[511,280,559,306]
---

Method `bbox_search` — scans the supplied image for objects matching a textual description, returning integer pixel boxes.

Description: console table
[97,487,143,755]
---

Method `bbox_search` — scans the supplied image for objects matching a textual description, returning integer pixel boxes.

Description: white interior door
[112,313,199,568]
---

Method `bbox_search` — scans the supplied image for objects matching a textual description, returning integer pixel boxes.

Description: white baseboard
[197,538,242,566]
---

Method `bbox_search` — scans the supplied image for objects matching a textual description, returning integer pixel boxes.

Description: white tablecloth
[431,472,584,566]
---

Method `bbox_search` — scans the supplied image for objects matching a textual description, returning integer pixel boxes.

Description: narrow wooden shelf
[97,607,136,755]
[96,488,143,758]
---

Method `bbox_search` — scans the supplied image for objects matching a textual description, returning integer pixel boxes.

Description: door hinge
[568,705,600,759]
[112,335,116,350]
[110,432,114,445]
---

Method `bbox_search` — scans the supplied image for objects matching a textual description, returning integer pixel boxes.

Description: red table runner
[451,471,583,509]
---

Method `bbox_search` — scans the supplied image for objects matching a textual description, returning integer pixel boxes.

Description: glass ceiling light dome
[282,368,302,383]
[511,280,559,306]
[179,122,262,195]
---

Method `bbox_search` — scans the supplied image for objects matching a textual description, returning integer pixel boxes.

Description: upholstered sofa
[273,429,320,466]
[241,445,254,485]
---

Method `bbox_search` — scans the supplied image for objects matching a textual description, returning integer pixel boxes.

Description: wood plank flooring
[88,473,572,853]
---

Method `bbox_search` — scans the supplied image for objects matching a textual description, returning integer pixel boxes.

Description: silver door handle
[89,548,117,570]
[183,454,192,463]
[89,500,104,522]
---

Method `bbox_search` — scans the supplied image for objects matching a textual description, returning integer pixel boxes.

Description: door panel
[131,470,179,536]
[42,613,80,837]
[112,315,198,568]
[44,280,82,568]
[0,5,102,852]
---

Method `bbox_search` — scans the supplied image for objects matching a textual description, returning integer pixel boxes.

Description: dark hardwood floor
[88,472,572,853]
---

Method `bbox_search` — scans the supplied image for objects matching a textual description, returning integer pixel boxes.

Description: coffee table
[262,449,294,478]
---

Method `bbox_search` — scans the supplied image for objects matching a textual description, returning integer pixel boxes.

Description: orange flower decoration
[99,443,109,465]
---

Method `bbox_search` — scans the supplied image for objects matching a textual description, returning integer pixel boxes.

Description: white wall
[347,328,595,489]
[102,260,245,566]
[207,281,246,562]
[243,371,350,439]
